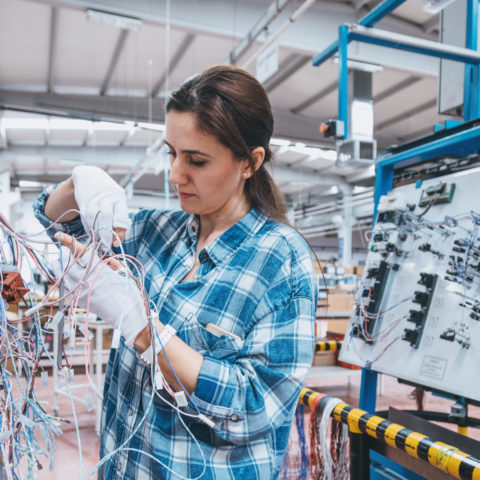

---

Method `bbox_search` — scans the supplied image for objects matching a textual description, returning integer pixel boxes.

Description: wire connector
[198,414,215,429]
[174,391,188,408]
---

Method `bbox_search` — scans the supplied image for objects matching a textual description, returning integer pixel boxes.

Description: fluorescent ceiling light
[270,138,290,146]
[19,180,43,188]
[353,185,371,194]
[332,57,383,73]
[86,9,142,31]
[94,121,130,131]
[421,0,456,13]
[137,122,166,132]
[1,118,48,129]
[49,119,93,130]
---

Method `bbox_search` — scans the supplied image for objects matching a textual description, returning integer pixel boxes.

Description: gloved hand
[54,238,147,348]
[72,165,131,250]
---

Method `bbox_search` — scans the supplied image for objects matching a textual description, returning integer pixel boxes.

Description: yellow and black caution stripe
[314,340,343,353]
[299,388,480,480]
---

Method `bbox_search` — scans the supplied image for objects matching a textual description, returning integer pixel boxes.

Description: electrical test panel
[339,166,480,403]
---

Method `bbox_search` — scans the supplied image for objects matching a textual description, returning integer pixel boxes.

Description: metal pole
[464,0,479,121]
[338,24,349,139]
[312,0,407,67]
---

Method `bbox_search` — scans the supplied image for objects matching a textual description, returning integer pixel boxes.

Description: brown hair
[166,65,287,223]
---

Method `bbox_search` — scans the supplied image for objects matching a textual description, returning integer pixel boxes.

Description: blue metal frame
[316,0,480,139]
[361,122,480,479]
[312,0,407,67]
[464,0,480,121]
[373,124,480,219]
[338,24,349,134]
[348,30,480,64]
[331,25,480,139]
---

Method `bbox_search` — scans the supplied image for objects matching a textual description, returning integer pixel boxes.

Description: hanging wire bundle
[0,212,214,480]
[308,396,349,480]
[0,212,69,478]
[279,405,309,479]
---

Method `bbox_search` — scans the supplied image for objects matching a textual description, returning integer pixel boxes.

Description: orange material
[1,271,29,304]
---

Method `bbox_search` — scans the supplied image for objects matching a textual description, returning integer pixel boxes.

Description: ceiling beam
[0,89,166,124]
[228,0,292,65]
[291,81,337,114]
[376,98,437,131]
[0,144,346,186]
[263,53,310,93]
[373,75,422,103]
[150,32,195,98]
[0,90,327,144]
[100,29,130,96]
[47,7,59,94]
[26,0,440,77]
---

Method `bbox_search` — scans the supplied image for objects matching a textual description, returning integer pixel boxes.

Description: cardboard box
[326,319,350,335]
[314,261,325,274]
[354,266,365,276]
[326,294,355,311]
[312,350,336,367]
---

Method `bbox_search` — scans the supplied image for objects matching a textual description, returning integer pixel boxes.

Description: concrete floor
[7,370,479,479]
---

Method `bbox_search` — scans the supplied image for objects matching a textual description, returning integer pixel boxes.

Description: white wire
[319,397,342,480]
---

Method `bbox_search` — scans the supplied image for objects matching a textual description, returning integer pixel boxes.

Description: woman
[34,65,316,479]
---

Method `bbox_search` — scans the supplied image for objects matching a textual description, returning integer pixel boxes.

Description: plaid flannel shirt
[34,186,316,480]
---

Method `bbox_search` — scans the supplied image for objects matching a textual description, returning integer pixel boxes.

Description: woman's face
[166,110,249,218]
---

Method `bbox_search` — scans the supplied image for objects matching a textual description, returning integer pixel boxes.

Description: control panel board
[339,167,480,403]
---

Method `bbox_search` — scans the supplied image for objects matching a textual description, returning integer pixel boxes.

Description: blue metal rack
[311,1,480,478]
[313,0,480,141]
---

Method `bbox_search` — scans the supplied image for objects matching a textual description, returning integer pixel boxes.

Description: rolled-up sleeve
[33,184,85,241]
[189,293,315,445]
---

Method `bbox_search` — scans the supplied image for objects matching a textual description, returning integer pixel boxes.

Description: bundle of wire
[279,405,309,479]
[0,212,69,479]
[0,213,213,480]
[308,396,349,480]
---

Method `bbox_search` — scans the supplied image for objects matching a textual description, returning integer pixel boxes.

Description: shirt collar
[185,215,200,246]
[201,208,268,267]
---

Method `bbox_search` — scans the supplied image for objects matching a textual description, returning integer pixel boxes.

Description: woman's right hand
[71,165,131,250]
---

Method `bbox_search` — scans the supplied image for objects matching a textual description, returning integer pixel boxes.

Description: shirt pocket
[180,312,244,362]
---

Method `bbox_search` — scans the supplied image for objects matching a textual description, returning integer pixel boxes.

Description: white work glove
[72,165,131,250]
[54,245,147,348]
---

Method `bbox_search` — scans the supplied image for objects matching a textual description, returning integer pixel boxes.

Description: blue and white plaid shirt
[34,186,316,480]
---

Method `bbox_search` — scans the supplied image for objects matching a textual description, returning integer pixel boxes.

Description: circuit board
[339,167,480,403]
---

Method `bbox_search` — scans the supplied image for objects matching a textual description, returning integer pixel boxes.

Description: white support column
[339,184,353,267]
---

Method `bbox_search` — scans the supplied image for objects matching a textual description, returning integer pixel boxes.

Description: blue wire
[154,328,201,415]
[7,235,16,265]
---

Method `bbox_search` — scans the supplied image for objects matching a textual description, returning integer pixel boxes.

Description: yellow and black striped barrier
[299,388,480,480]
[314,340,343,353]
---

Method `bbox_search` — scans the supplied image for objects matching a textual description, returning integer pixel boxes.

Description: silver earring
[243,173,248,178]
